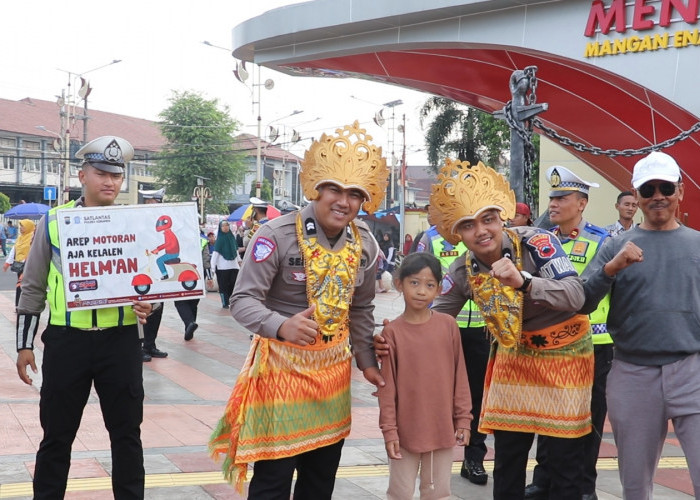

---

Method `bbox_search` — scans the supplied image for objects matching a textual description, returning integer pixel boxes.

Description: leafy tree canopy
[0,192,10,214]
[419,96,510,172]
[419,96,541,209]
[156,91,245,214]
[248,178,272,203]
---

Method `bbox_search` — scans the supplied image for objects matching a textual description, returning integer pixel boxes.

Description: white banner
[56,203,204,310]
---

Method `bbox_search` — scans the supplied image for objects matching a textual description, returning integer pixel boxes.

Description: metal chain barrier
[533,119,700,157]
[505,66,700,159]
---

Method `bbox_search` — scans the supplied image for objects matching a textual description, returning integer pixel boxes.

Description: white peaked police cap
[76,136,134,173]
[546,165,599,197]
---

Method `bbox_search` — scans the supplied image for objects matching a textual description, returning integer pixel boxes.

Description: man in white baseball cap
[581,151,700,498]
[630,150,681,189]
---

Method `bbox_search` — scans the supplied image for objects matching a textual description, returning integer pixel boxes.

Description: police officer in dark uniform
[526,166,611,500]
[138,188,168,361]
[16,136,152,499]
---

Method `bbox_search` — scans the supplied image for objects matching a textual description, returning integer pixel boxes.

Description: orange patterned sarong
[479,315,594,438]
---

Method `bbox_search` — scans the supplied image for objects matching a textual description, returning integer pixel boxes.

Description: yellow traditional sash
[466,229,524,349]
[296,214,362,346]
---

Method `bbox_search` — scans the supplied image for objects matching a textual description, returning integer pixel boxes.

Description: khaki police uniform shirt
[230,203,380,370]
[434,226,585,331]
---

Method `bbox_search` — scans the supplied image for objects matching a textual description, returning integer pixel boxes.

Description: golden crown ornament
[429,159,516,245]
[300,121,389,214]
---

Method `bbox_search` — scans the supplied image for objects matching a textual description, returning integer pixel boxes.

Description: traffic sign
[44,186,57,201]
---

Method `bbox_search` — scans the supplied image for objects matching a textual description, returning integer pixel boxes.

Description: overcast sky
[1,0,432,164]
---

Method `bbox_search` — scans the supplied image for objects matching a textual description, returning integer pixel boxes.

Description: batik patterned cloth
[478,318,593,438]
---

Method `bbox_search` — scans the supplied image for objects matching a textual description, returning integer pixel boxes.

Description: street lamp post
[382,100,403,207]
[56,59,122,203]
[192,176,211,223]
[251,67,276,199]
[35,125,62,207]
[399,113,407,248]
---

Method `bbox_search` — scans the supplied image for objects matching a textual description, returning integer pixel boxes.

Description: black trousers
[34,324,144,499]
[215,268,238,307]
[174,299,199,327]
[531,344,614,494]
[583,343,614,493]
[493,430,585,500]
[142,303,163,351]
[247,439,344,500]
[459,326,490,463]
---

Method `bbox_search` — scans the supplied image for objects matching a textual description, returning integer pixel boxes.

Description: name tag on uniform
[569,241,589,263]
[440,250,459,257]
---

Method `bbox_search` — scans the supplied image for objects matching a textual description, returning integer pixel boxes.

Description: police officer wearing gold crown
[210,122,387,498]
[16,136,153,499]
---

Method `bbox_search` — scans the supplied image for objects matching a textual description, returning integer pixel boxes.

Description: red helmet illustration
[155,215,172,232]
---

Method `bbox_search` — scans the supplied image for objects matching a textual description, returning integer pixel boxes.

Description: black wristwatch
[517,271,533,292]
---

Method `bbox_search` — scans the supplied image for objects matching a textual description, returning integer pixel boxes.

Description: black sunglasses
[638,182,677,199]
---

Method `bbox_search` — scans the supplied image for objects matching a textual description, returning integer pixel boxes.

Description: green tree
[419,96,510,171]
[419,96,541,208]
[0,192,10,214]
[248,178,272,203]
[157,91,244,214]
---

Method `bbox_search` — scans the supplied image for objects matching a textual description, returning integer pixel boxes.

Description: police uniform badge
[253,237,275,262]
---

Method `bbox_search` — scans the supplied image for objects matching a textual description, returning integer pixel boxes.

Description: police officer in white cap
[526,165,611,500]
[139,187,165,204]
[138,187,168,361]
[16,136,152,498]
[243,196,270,248]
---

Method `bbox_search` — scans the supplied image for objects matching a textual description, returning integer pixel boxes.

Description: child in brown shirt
[378,252,472,499]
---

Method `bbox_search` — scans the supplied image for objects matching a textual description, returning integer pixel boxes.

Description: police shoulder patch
[441,274,455,295]
[253,237,276,262]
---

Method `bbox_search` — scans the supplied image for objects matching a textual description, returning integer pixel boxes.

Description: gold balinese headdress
[300,121,388,214]
[429,158,516,245]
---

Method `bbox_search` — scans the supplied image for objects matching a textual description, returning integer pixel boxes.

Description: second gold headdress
[429,158,516,245]
[300,121,388,214]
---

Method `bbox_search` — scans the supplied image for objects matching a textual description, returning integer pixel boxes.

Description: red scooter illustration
[131,249,200,295]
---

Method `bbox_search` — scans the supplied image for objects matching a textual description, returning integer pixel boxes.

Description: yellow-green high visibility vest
[558,222,612,345]
[46,201,138,329]
[425,227,485,328]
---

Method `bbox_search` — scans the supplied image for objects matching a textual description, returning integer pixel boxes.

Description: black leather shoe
[146,347,168,358]
[460,460,488,485]
[142,351,152,362]
[184,322,198,341]
[582,493,598,500]
[524,483,548,500]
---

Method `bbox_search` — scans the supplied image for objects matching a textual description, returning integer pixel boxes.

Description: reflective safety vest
[46,201,138,329]
[425,227,485,328]
[558,222,612,345]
